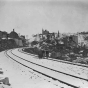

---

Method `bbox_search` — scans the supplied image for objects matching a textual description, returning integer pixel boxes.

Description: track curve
[5,48,88,88]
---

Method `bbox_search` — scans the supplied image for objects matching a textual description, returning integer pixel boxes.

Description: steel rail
[4,49,80,88]
[11,49,88,82]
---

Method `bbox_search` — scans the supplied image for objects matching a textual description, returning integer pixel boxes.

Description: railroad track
[18,48,88,79]
[5,49,88,88]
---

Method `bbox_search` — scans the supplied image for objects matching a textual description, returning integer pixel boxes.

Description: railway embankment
[23,47,88,65]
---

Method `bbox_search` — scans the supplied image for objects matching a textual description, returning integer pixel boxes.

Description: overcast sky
[0,0,88,38]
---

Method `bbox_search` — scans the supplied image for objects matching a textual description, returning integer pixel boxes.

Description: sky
[0,0,88,38]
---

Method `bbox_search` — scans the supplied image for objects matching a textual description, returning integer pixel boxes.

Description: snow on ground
[0,50,66,88]
[7,49,88,87]
[0,48,88,88]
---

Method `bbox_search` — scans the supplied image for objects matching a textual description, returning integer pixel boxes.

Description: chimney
[13,29,14,32]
